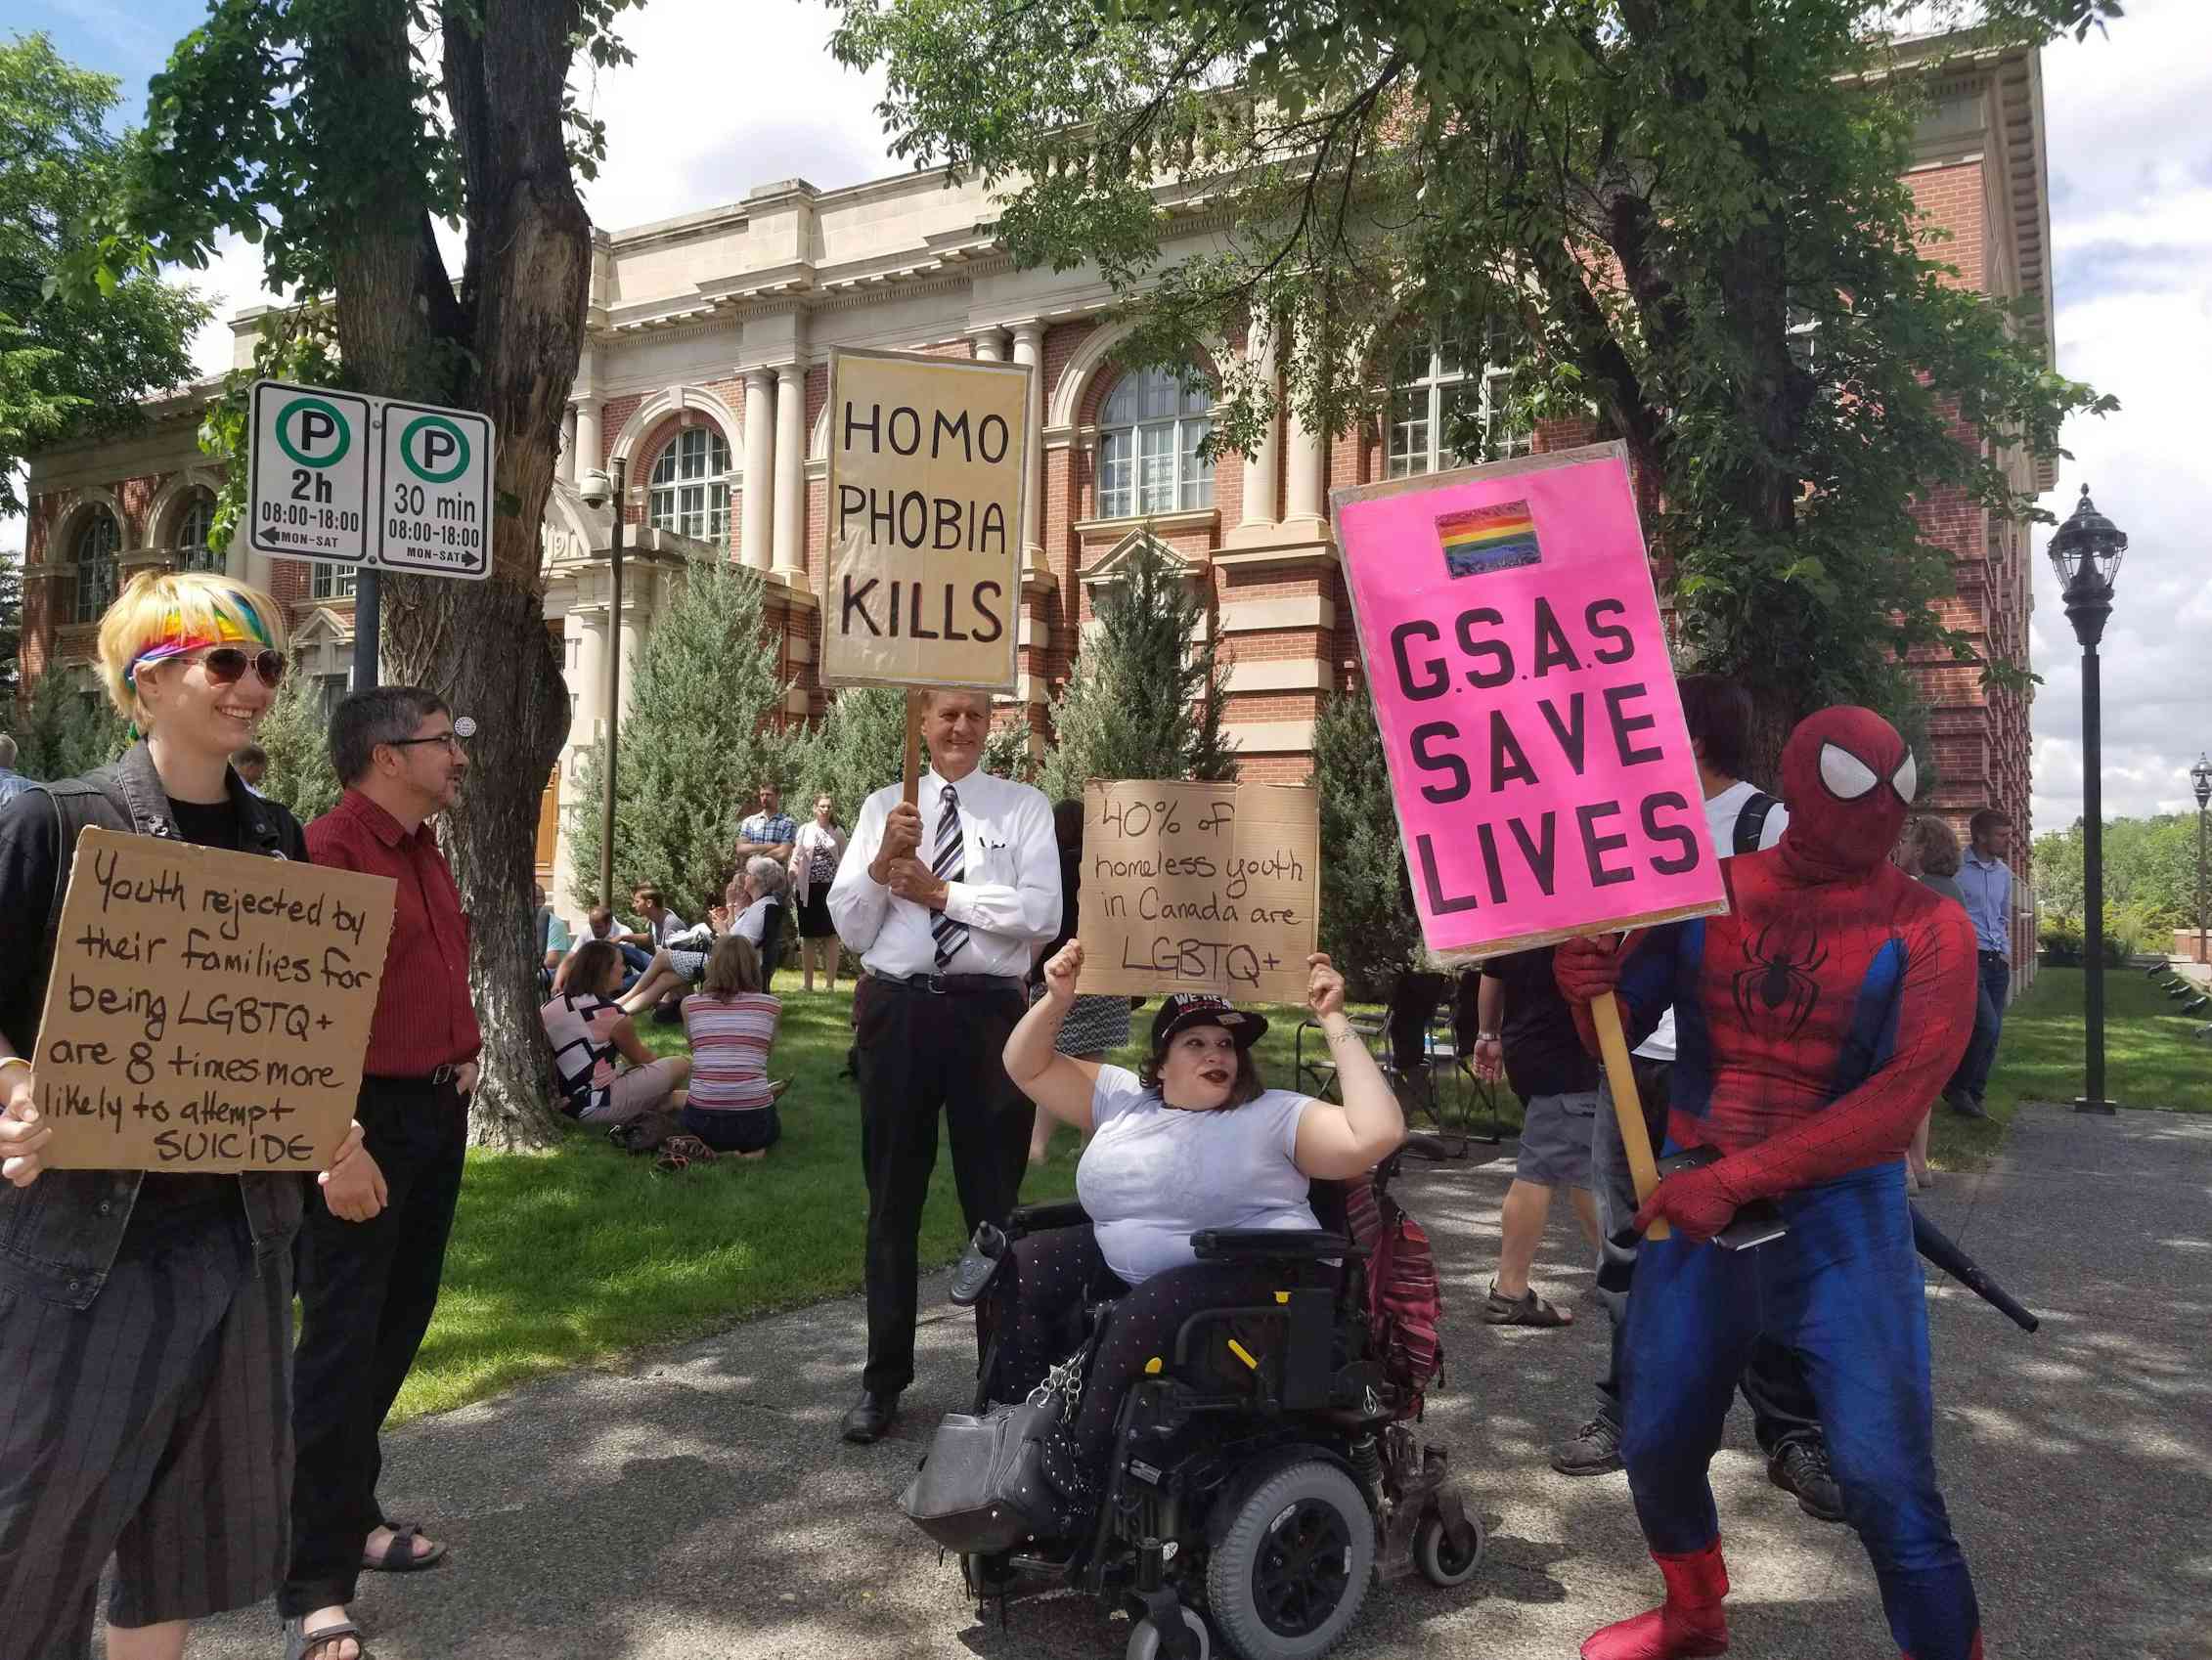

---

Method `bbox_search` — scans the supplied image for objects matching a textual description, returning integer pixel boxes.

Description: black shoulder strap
[1733,791,1780,856]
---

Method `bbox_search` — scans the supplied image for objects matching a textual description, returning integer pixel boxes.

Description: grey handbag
[898,1351,1085,1552]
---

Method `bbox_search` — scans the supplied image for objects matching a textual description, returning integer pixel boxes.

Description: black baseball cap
[1150,993,1269,1052]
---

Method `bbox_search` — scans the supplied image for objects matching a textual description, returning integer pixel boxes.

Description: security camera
[577,468,611,510]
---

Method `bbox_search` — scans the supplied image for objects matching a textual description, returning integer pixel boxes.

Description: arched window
[73,511,120,622]
[1386,331,1528,478]
[176,493,222,573]
[647,426,731,542]
[1097,369,1214,519]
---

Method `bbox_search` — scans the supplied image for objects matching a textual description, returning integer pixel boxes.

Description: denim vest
[0,742,310,1309]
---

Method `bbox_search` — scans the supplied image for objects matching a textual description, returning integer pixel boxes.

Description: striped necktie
[929,783,970,971]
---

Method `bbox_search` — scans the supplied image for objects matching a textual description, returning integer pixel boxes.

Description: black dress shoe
[1944,1089,1989,1120]
[841,1389,899,1444]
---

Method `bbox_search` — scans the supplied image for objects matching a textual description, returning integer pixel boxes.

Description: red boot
[1581,1539,1730,1660]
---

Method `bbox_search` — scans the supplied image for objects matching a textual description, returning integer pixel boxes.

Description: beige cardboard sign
[1079,780,1320,1005]
[30,827,397,1172]
[820,346,1030,692]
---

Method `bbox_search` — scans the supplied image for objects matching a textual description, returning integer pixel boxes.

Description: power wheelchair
[923,1134,1485,1660]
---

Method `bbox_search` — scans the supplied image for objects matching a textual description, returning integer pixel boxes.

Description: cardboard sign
[29,828,397,1171]
[820,347,1030,692]
[1079,780,1319,1004]
[1332,443,1726,962]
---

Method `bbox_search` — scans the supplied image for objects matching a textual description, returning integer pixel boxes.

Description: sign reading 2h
[247,382,374,564]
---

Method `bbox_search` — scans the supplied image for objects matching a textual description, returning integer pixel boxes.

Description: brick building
[13,31,2055,963]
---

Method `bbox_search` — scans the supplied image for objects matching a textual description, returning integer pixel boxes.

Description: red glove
[1632,1160,1745,1244]
[1552,935,1623,1006]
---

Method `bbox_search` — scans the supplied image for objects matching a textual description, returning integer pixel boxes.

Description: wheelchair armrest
[1190,1228,1352,1263]
[1009,1200,1090,1236]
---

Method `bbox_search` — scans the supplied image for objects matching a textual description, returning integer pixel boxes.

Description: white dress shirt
[828,764,1061,980]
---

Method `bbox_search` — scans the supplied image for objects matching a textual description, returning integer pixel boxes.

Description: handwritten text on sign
[1080,781,1320,1005]
[1332,444,1726,961]
[820,346,1031,692]
[32,828,397,1171]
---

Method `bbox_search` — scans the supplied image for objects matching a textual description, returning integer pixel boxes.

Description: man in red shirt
[281,687,481,1660]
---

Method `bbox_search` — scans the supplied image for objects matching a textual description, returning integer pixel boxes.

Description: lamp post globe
[2047,484,2127,1114]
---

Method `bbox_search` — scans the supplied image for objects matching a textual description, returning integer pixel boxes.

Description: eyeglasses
[385,731,467,755]
[194,646,288,688]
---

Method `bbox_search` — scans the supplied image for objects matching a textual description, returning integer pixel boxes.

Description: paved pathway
[172,1106,2208,1660]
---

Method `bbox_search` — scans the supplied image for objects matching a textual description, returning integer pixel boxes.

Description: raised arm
[1002,939,1103,1132]
[826,790,894,951]
[1293,955,1406,1180]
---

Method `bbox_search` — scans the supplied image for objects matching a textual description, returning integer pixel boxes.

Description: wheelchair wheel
[1204,1458,1374,1660]
[1414,1507,1485,1588]
[1126,1605,1211,1660]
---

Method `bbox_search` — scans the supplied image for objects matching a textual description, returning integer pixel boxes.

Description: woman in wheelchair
[995,941,1405,1533]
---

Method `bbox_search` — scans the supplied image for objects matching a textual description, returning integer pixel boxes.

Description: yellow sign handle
[1591,990,1669,1243]
[902,689,923,808]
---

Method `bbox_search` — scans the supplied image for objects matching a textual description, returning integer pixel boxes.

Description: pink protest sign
[1332,442,1726,961]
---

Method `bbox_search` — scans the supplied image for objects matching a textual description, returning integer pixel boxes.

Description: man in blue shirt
[1945,808,2015,1118]
[0,735,30,806]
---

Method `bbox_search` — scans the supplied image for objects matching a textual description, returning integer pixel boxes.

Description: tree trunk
[319,0,590,1150]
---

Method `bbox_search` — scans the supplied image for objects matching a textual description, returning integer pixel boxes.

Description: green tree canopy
[0,32,206,520]
[1310,682,1422,1000]
[829,0,2117,765]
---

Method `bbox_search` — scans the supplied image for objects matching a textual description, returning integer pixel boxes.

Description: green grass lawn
[1927,963,2210,1171]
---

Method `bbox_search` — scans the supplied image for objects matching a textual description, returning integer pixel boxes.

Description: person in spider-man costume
[1554,706,1983,1660]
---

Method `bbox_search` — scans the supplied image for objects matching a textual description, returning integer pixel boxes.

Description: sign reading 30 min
[376,400,493,578]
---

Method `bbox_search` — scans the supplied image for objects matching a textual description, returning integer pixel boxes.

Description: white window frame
[176,494,222,573]
[73,512,120,622]
[1096,369,1216,519]
[311,562,357,600]
[647,426,732,542]
[1386,332,1529,478]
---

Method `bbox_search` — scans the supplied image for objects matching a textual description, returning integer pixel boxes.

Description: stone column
[973,328,1005,362]
[573,399,601,482]
[1011,322,1046,569]
[773,362,808,586]
[617,587,644,721]
[741,368,775,572]
[1234,316,1281,540]
[1283,399,1328,538]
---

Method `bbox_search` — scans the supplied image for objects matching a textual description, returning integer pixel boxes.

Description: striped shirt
[682,991,780,1113]
[542,990,621,1114]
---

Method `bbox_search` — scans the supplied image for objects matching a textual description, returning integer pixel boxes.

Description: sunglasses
[195,646,288,688]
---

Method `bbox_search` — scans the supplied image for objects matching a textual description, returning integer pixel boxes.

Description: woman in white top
[994,940,1403,1527]
[540,939,690,1124]
[790,794,848,991]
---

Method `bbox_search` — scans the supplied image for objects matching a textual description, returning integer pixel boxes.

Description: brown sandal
[1483,1284,1573,1327]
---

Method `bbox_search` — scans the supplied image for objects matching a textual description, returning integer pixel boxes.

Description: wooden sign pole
[1589,990,1669,1242]
[902,688,923,807]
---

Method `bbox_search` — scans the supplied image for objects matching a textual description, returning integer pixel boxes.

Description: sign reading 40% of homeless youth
[247,379,495,580]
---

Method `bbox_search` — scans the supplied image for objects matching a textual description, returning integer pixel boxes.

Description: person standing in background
[282,688,483,1660]
[827,690,1061,1445]
[1944,808,2014,1120]
[792,794,849,992]
[735,781,798,870]
[1902,815,1978,1189]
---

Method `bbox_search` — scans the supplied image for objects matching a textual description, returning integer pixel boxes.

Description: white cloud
[2027,0,2212,837]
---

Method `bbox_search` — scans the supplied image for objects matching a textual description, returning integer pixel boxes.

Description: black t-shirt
[1479,946,1599,1101]
[0,785,247,1253]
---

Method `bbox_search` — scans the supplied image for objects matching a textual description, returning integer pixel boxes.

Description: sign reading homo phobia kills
[31,828,397,1172]
[1333,443,1725,962]
[820,346,1031,692]
[1079,780,1319,1004]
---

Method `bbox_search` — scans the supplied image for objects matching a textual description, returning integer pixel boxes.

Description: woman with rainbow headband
[0,571,381,1660]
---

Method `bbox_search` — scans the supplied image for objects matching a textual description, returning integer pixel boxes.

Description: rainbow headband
[124,595,276,687]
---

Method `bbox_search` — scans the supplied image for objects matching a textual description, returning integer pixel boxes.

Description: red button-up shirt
[308,788,482,1076]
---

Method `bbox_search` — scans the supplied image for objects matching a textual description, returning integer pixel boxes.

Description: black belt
[363,1063,465,1089]
[1977,949,2010,960]
[866,969,1024,996]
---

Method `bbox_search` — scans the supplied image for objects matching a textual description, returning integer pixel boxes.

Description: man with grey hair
[0,734,29,805]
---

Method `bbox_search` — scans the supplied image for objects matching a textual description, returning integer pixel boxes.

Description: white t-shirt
[1633,780,1790,1064]
[1076,1065,1320,1286]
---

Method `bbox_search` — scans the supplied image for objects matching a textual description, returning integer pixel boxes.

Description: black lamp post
[2047,483,2127,1114]
[2191,752,2211,969]
[577,459,628,906]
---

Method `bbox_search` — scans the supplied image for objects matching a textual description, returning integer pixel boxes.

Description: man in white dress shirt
[827,689,1062,1443]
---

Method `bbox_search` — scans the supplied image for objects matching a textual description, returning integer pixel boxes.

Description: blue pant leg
[1778,1164,1980,1660]
[1618,1230,1760,1554]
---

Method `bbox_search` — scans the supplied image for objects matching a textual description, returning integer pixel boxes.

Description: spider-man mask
[1775,706,1916,882]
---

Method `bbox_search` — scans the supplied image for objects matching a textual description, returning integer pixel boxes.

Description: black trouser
[281,1074,467,1617]
[1591,1059,1824,1457]
[857,976,1035,1398]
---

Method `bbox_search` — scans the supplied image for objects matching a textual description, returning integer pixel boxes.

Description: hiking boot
[1581,1538,1730,1659]
[1552,1416,1625,1476]
[1769,1440,1845,1523]
[1943,1088,1988,1120]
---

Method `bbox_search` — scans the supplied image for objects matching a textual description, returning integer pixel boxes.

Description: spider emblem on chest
[1731,922,1828,1039]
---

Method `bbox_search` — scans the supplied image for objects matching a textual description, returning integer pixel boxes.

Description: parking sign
[376,400,493,578]
[247,382,373,563]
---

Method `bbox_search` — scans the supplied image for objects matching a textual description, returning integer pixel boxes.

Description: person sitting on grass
[679,935,789,1159]
[541,939,690,1126]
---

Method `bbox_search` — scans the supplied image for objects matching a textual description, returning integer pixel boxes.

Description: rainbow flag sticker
[1436,500,1542,578]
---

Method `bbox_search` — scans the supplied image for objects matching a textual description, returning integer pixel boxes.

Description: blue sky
[11,0,2211,835]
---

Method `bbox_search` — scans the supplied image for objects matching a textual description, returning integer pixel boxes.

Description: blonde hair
[702,934,762,996]
[96,570,288,724]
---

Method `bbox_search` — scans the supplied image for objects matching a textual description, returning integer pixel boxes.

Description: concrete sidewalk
[174,1106,2208,1660]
